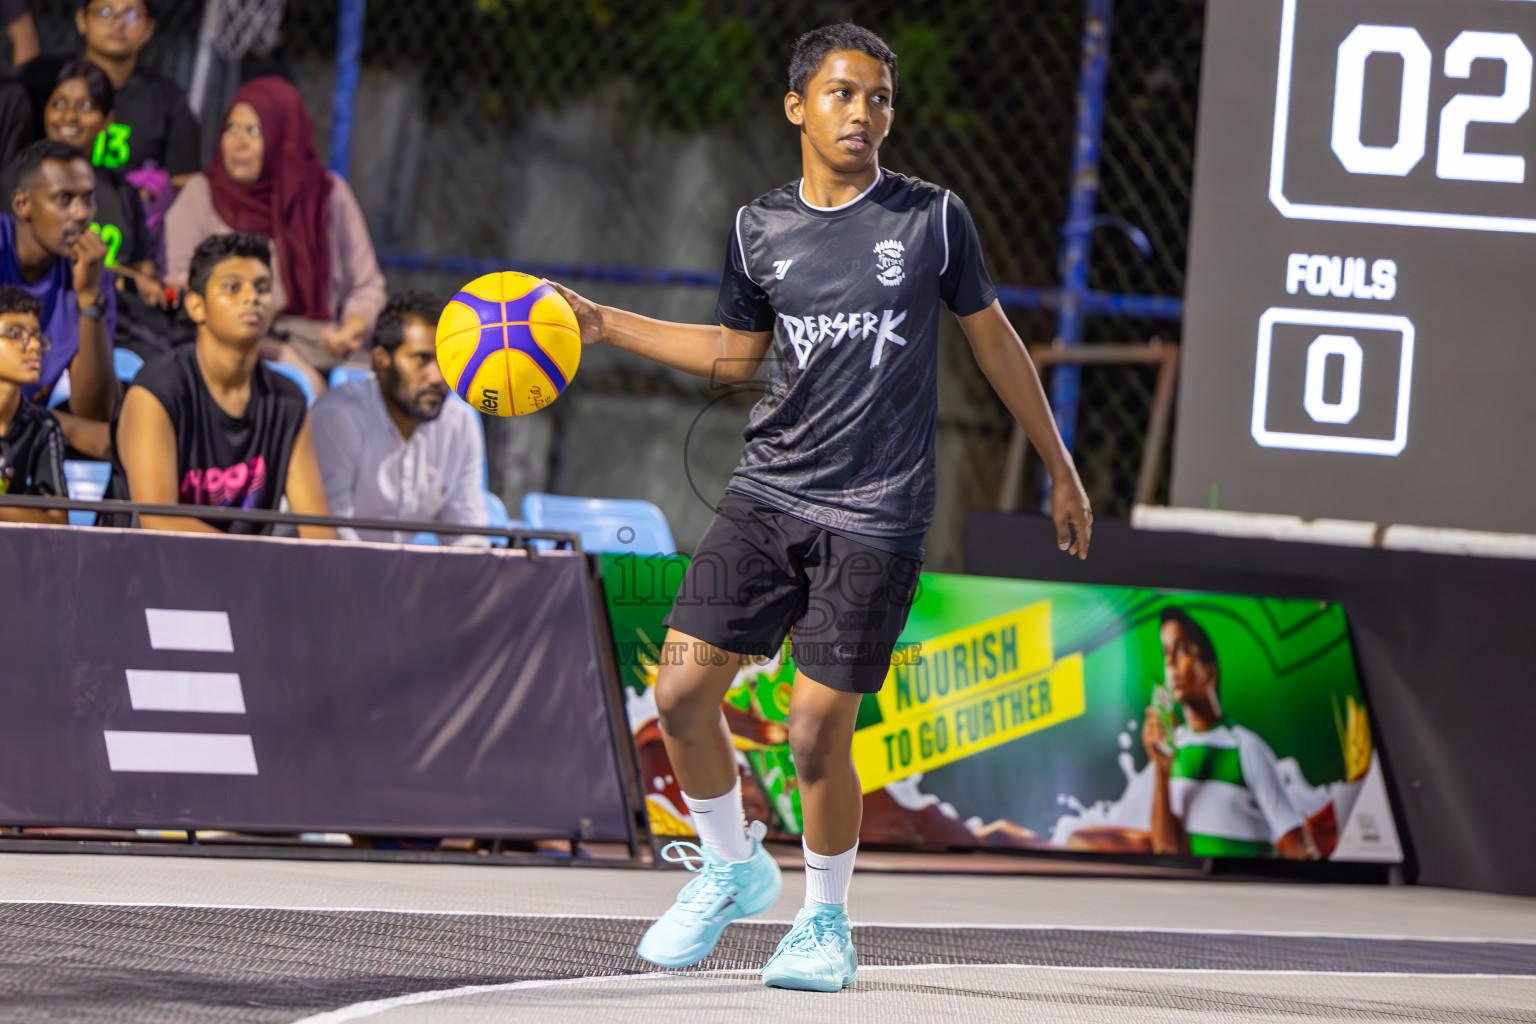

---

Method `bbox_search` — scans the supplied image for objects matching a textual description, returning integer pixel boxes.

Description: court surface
[3,850,1534,1022]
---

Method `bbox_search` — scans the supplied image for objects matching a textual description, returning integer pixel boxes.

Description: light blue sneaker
[760,902,857,991]
[636,821,781,968]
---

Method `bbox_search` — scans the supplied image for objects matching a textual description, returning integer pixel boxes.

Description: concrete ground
[2,851,1533,1022]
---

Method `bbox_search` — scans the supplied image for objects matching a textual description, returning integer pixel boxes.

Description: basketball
[435,271,581,417]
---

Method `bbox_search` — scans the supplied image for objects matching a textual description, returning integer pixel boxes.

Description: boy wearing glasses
[0,284,65,524]
[20,0,199,188]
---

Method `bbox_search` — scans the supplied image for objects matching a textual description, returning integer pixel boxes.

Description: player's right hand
[1050,471,1093,559]
[70,229,109,299]
[545,279,605,346]
[1142,706,1172,770]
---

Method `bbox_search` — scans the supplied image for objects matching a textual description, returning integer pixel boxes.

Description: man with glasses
[0,285,65,524]
[20,0,199,188]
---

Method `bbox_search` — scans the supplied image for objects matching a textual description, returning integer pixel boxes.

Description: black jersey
[111,345,308,534]
[0,400,64,498]
[716,169,995,557]
[20,57,200,177]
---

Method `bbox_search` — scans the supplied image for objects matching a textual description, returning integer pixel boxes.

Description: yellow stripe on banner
[876,601,1054,722]
[852,653,1086,793]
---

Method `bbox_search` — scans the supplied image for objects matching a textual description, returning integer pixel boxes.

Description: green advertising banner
[600,555,1401,863]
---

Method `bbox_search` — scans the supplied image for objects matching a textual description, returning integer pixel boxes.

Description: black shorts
[662,492,924,694]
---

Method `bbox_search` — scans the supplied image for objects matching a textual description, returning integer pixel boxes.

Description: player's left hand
[1050,472,1093,559]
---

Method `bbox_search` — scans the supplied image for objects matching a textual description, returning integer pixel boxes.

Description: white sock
[682,778,753,863]
[803,840,857,908]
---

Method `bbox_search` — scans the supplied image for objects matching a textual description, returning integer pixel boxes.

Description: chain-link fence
[19,0,1204,564]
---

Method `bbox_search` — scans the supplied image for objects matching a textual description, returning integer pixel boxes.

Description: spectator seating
[328,365,372,390]
[520,492,676,555]
[114,348,144,382]
[484,490,512,548]
[263,360,316,405]
[406,490,517,547]
[47,348,146,409]
[63,459,110,527]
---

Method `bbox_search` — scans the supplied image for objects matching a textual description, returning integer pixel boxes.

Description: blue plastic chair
[46,370,69,409]
[485,491,511,528]
[520,493,676,555]
[484,490,512,548]
[46,349,144,411]
[406,494,516,547]
[63,460,111,527]
[113,348,144,383]
[264,360,316,405]
[328,365,373,390]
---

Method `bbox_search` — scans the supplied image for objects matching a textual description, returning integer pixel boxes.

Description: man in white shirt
[311,293,489,545]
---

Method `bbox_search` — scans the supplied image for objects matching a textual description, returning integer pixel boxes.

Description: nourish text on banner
[852,601,1086,792]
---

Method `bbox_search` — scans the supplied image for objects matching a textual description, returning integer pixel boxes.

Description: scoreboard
[1175,0,1536,532]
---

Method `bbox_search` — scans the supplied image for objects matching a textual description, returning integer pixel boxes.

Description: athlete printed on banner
[547,22,1092,992]
[1144,608,1318,860]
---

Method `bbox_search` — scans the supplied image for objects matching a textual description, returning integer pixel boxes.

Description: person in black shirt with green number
[21,0,200,187]
[33,57,171,359]
[550,23,1092,992]
[0,284,64,524]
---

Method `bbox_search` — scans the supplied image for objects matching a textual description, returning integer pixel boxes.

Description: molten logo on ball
[435,271,581,417]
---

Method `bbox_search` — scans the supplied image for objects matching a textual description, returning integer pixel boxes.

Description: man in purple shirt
[1,138,114,455]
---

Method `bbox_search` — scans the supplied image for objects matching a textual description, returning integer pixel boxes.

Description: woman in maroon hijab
[164,76,385,392]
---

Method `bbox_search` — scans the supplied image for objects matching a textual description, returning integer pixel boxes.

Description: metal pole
[329,0,367,177]
[1052,0,1114,457]
[188,0,223,117]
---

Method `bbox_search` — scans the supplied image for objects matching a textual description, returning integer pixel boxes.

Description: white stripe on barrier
[125,671,246,714]
[1130,505,1378,546]
[145,609,234,652]
[1131,504,1536,560]
[103,731,258,775]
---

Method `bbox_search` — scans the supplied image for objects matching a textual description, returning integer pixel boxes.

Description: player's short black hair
[188,232,271,296]
[13,139,92,191]
[76,0,155,17]
[1161,607,1217,668]
[374,292,443,353]
[53,57,116,116]
[0,285,41,319]
[788,22,898,98]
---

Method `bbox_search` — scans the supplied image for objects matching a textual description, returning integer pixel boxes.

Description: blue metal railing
[1052,0,1116,458]
[328,0,366,177]
[375,253,1184,323]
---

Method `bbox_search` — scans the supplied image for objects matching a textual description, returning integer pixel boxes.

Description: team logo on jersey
[778,309,908,369]
[874,239,906,287]
[773,259,795,280]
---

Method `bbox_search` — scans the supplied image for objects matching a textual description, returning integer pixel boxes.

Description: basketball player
[550,22,1092,991]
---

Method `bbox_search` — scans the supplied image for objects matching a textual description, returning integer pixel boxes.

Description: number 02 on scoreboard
[1271,0,1536,233]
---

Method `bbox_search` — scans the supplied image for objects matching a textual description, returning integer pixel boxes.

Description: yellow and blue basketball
[435,271,580,417]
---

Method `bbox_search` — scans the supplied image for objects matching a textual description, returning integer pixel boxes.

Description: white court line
[3,899,1534,946]
[290,964,1536,1024]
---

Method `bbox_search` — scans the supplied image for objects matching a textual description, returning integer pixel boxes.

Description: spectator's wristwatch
[78,291,107,320]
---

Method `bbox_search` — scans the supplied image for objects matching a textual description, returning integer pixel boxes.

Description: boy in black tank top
[0,285,65,524]
[548,24,1093,990]
[112,233,334,538]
